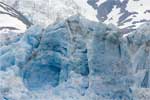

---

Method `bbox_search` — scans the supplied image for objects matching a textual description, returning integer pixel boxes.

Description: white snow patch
[121,0,150,28]
[104,6,122,26]
[0,14,27,33]
[96,0,106,6]
[120,0,125,2]
[73,0,98,22]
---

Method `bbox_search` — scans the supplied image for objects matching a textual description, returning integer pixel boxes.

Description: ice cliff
[1,15,150,100]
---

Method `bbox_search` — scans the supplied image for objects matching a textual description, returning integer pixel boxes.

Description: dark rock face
[88,0,117,21]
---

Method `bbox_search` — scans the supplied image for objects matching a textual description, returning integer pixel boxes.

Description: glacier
[1,15,150,100]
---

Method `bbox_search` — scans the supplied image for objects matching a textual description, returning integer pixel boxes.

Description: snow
[0,14,26,33]
[123,0,150,29]
[0,1,28,33]
[69,0,98,22]
[103,0,150,29]
[104,5,122,26]
[1,0,98,27]
[96,0,107,6]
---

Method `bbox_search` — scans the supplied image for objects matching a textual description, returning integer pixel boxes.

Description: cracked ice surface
[1,15,150,100]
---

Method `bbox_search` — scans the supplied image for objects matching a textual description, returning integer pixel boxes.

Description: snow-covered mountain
[88,0,150,32]
[1,0,150,32]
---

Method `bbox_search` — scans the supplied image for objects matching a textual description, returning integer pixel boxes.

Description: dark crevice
[141,71,149,88]
[118,44,121,57]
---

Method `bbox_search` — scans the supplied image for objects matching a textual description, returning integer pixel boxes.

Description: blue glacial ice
[1,16,150,100]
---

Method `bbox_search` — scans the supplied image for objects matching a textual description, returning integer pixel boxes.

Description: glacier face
[1,15,150,100]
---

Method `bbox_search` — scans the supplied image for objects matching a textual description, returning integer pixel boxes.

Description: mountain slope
[2,0,150,32]
[88,0,150,31]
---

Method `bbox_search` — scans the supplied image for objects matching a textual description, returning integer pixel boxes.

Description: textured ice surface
[1,16,150,100]
[1,0,98,28]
